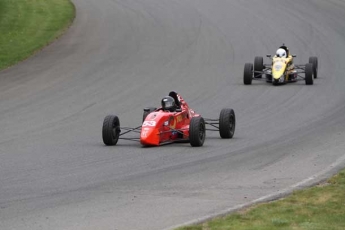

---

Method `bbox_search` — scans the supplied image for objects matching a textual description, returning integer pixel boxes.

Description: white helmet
[276,48,287,58]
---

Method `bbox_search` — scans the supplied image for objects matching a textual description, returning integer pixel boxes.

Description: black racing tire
[219,108,236,139]
[102,115,120,146]
[244,63,253,85]
[254,56,264,78]
[143,107,156,122]
[305,63,314,85]
[309,56,318,79]
[189,116,205,147]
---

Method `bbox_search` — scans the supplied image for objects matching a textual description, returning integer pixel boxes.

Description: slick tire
[219,108,236,139]
[189,117,205,147]
[102,115,120,146]
[254,56,264,78]
[305,63,314,85]
[143,107,156,122]
[309,56,318,79]
[244,63,253,85]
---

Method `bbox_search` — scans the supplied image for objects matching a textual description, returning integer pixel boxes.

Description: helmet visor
[276,49,286,58]
[164,100,174,108]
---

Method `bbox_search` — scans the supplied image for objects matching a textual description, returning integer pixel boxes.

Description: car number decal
[142,121,156,127]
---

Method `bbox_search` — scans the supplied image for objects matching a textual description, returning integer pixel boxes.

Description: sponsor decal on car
[142,121,156,127]
[176,115,183,123]
[169,116,176,129]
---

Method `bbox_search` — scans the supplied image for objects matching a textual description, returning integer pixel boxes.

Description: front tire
[309,56,318,79]
[254,56,264,78]
[189,117,205,147]
[102,115,120,146]
[244,63,253,85]
[219,108,236,138]
[305,63,313,85]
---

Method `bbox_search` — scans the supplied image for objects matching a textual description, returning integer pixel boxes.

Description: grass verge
[0,0,75,70]
[177,168,345,230]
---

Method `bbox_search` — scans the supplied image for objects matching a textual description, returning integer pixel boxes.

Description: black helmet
[161,96,176,112]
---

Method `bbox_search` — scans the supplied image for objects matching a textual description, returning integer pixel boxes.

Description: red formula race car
[102,91,236,147]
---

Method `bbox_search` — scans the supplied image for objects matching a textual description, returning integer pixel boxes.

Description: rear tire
[305,63,313,85]
[189,117,205,147]
[254,56,264,78]
[102,115,120,146]
[309,56,318,79]
[244,63,253,85]
[143,107,156,122]
[219,108,236,138]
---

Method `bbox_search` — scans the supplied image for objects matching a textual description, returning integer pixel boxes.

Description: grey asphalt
[1,1,345,230]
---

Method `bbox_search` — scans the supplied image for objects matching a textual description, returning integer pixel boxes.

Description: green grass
[0,0,75,70]
[177,168,345,230]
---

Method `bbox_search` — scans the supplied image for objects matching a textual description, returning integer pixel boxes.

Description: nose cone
[140,127,160,146]
[272,61,286,79]
[272,71,284,79]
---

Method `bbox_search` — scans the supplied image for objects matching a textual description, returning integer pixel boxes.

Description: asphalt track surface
[1,1,345,229]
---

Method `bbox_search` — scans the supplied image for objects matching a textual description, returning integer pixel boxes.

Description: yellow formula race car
[244,44,318,85]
